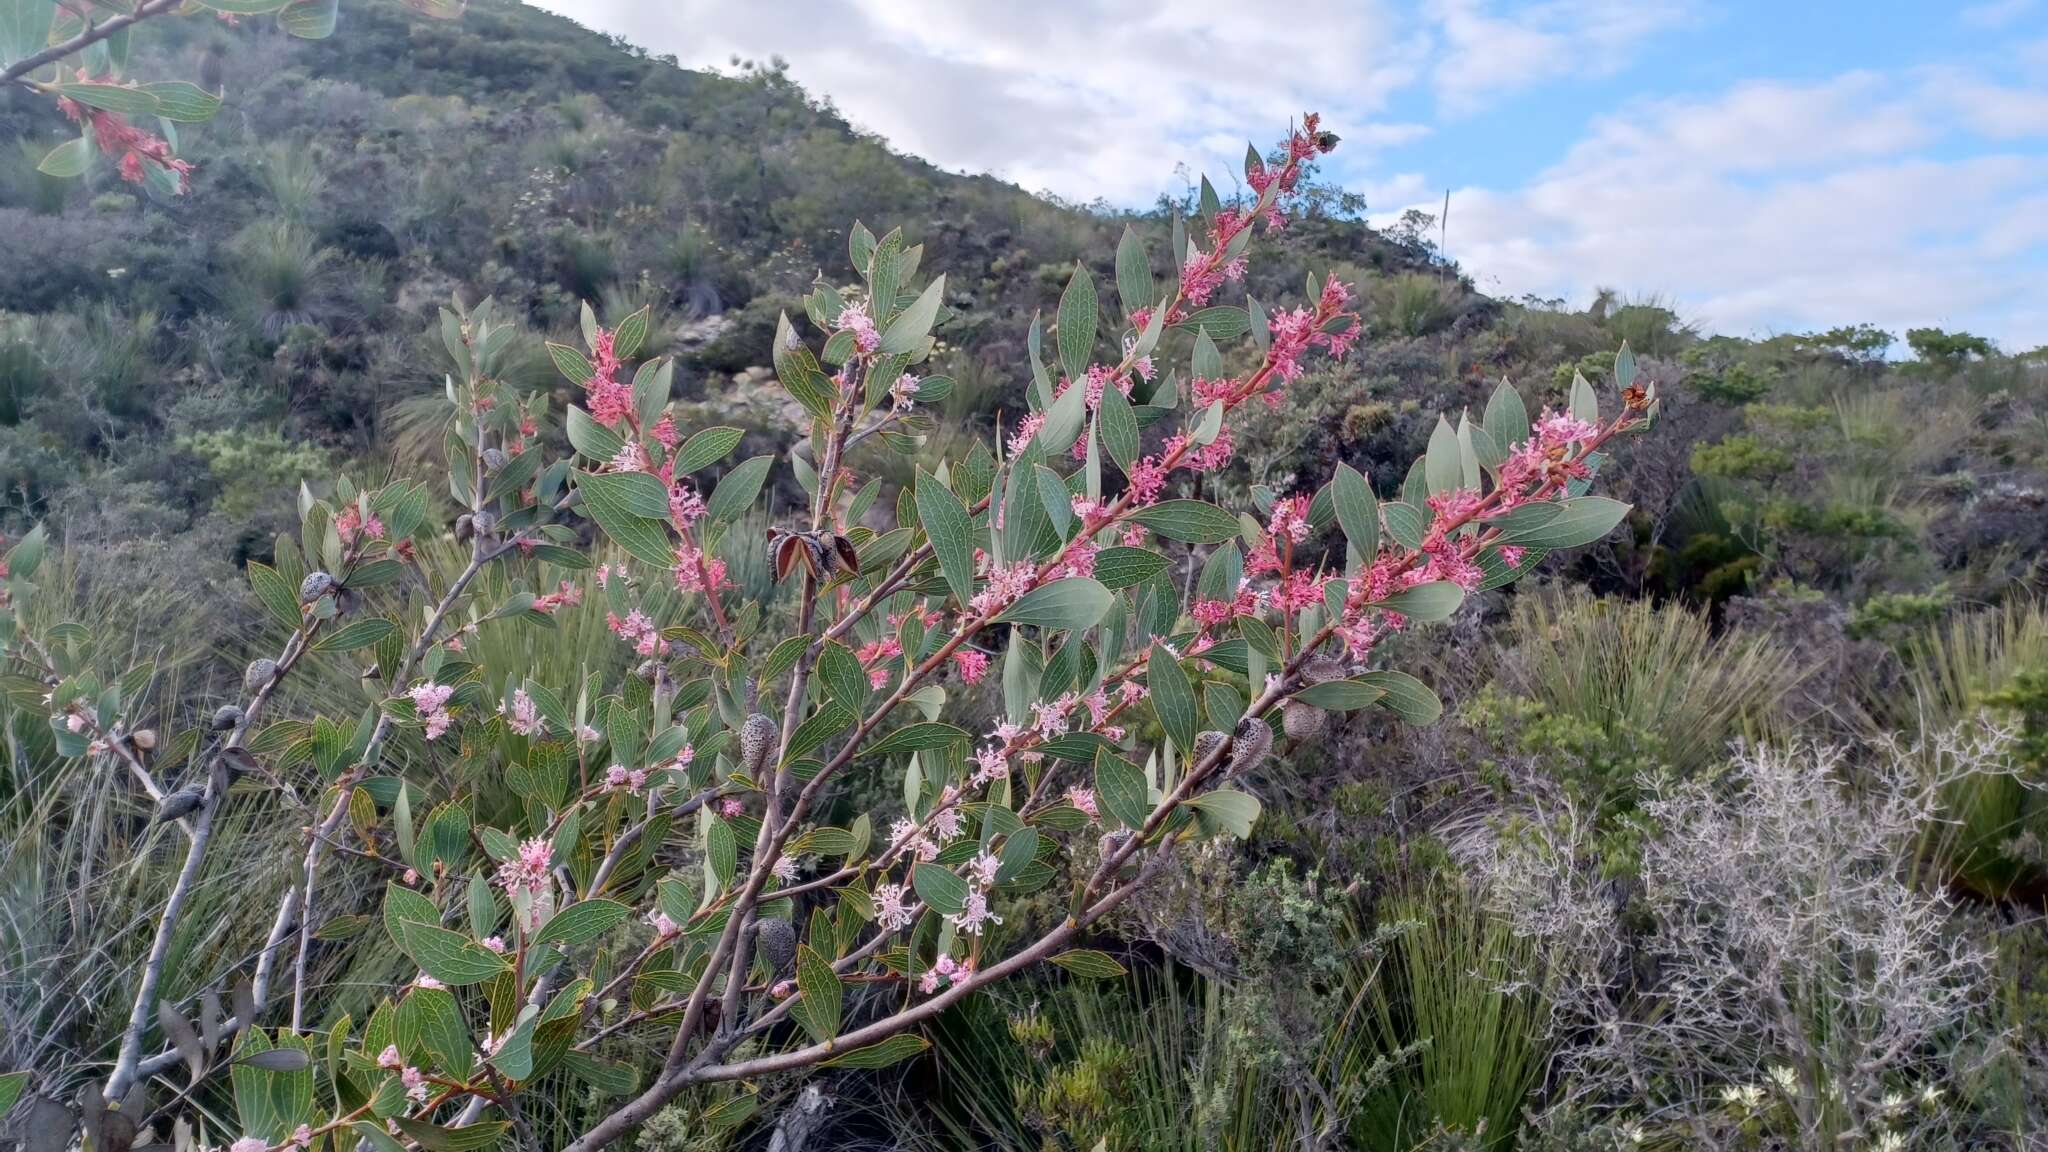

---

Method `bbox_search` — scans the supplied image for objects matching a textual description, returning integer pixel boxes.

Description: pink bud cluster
[672,543,728,596]
[583,328,633,428]
[606,608,669,657]
[835,299,881,355]
[408,682,455,741]
[335,506,386,545]
[57,77,193,190]
[503,688,542,736]
[496,836,552,901]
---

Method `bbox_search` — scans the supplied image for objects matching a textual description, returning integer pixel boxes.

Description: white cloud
[534,0,1432,203]
[1388,71,2048,346]
[1424,0,1693,115]
[1961,0,2037,29]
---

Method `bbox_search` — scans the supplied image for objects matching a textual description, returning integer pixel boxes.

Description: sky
[533,0,2048,350]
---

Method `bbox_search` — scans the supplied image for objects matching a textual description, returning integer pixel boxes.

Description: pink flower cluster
[607,608,669,657]
[57,80,193,189]
[604,763,649,794]
[836,299,880,355]
[918,951,975,994]
[944,850,1005,936]
[970,559,1036,616]
[952,648,990,683]
[496,836,552,901]
[503,688,542,736]
[335,505,386,545]
[583,328,633,428]
[673,544,729,595]
[408,682,454,741]
[532,579,583,615]
[873,881,914,932]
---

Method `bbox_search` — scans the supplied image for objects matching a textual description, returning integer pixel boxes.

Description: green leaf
[866,722,970,760]
[1097,383,1139,473]
[912,862,968,915]
[1484,377,1531,451]
[1291,679,1386,711]
[566,405,625,462]
[1092,546,1169,590]
[821,1033,931,1068]
[791,945,842,1043]
[782,701,855,767]
[1496,496,1630,550]
[547,341,595,386]
[673,427,743,475]
[879,274,945,355]
[1130,500,1239,544]
[817,640,869,712]
[1177,306,1250,341]
[389,1120,510,1152]
[0,1071,28,1122]
[1424,416,1462,495]
[1569,371,1600,426]
[1381,502,1427,551]
[1037,366,1088,456]
[533,900,630,950]
[1186,788,1261,838]
[397,921,511,986]
[1056,262,1098,383]
[36,136,92,178]
[612,304,651,359]
[139,81,223,122]
[580,469,672,519]
[1332,463,1377,555]
[56,81,158,116]
[1614,341,1637,390]
[353,1121,411,1152]
[1146,642,1197,754]
[1357,670,1442,725]
[1048,949,1128,979]
[313,617,397,652]
[1115,224,1155,322]
[706,455,773,523]
[996,578,1112,631]
[1374,581,1464,622]
[577,471,674,568]
[277,0,338,38]
[248,562,302,630]
[915,466,975,607]
[1093,747,1150,830]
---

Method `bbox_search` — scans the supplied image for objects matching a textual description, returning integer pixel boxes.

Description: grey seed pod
[482,447,508,472]
[155,785,204,823]
[753,917,797,977]
[1282,700,1327,741]
[1226,716,1273,778]
[1302,654,1346,683]
[740,713,777,779]
[454,514,474,542]
[1098,827,1134,860]
[244,658,278,693]
[212,704,245,731]
[298,570,334,603]
[472,509,498,536]
[1192,730,1228,767]
[129,728,157,751]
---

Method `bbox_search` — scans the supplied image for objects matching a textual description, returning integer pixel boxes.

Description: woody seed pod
[740,713,777,779]
[1192,730,1228,767]
[1282,701,1327,741]
[753,917,797,977]
[1098,828,1134,860]
[244,658,278,694]
[298,571,334,603]
[482,447,508,472]
[212,704,244,731]
[130,728,157,751]
[1226,716,1273,778]
[1302,654,1346,683]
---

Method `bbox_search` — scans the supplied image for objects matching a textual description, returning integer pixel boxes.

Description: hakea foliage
[0,115,1653,1152]
[0,0,461,195]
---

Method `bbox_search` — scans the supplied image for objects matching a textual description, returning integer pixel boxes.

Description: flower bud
[1227,716,1272,778]
[1282,701,1327,741]
[752,917,796,977]
[298,571,334,603]
[740,713,776,779]
[244,658,278,694]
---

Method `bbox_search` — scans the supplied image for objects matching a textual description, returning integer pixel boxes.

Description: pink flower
[719,797,745,818]
[645,910,679,936]
[607,440,649,473]
[971,743,1008,785]
[651,412,681,450]
[504,689,542,736]
[930,804,964,842]
[414,973,445,991]
[668,484,707,527]
[481,936,507,953]
[868,667,889,689]
[496,836,552,900]
[409,682,455,741]
[291,1125,313,1148]
[952,649,991,684]
[1056,539,1098,579]
[970,560,1036,616]
[873,881,914,931]
[772,855,799,882]
[335,506,387,545]
[1127,456,1167,506]
[230,1139,270,1152]
[377,1044,404,1070]
[889,372,921,411]
[967,850,1002,888]
[1066,787,1099,820]
[402,1065,429,1104]
[1499,545,1527,569]
[1192,599,1234,627]
[1006,411,1045,457]
[836,300,881,354]
[944,889,1002,936]
[604,764,648,795]
[583,329,634,429]
[674,544,729,596]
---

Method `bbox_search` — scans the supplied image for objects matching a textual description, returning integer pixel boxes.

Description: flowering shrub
[0,112,1651,1152]
[1,0,460,195]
